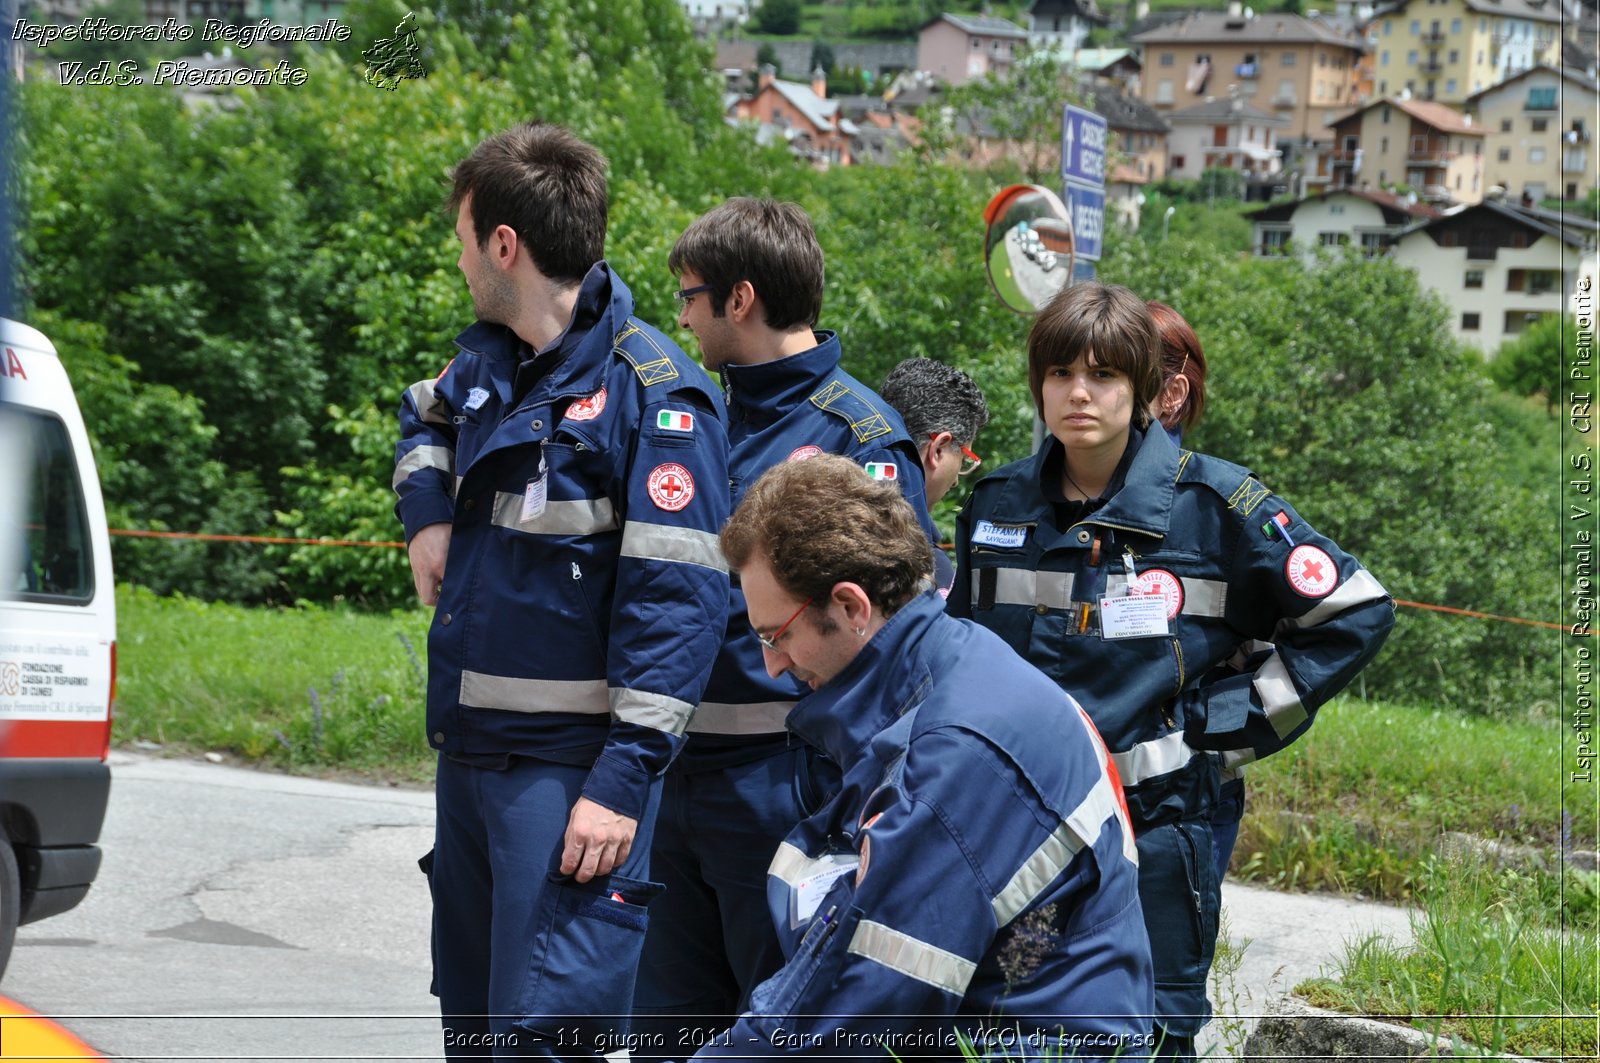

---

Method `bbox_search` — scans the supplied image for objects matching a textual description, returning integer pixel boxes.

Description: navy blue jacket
[950,427,1394,829]
[393,265,731,819]
[696,593,1153,1057]
[684,335,933,763]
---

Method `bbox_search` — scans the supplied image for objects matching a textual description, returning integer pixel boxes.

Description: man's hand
[561,797,638,883]
[408,522,451,606]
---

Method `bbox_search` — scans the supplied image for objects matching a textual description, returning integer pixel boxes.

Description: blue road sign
[1060,105,1108,188]
[1063,181,1106,261]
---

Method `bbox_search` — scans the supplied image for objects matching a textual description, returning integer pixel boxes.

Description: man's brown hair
[447,122,607,287]
[668,197,824,330]
[1026,282,1162,428]
[721,456,931,615]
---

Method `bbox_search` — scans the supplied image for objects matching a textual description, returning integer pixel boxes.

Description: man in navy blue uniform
[394,123,730,1059]
[633,199,934,1058]
[691,455,1152,1059]
[879,357,991,596]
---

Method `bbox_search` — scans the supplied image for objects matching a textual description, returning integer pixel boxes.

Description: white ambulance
[0,318,116,980]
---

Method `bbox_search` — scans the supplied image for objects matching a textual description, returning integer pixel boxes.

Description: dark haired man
[880,357,990,595]
[634,198,934,1056]
[394,122,730,1059]
[695,455,1152,1058]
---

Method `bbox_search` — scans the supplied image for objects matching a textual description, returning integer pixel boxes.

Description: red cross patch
[647,463,696,512]
[1132,568,1185,621]
[788,445,823,462]
[1285,544,1339,598]
[565,387,607,421]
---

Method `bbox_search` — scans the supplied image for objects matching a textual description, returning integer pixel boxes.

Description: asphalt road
[4,752,1417,1062]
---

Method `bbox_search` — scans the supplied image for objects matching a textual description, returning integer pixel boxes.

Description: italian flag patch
[865,462,898,481]
[657,410,695,433]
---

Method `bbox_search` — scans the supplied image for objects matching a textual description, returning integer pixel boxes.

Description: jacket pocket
[747,902,864,1021]
[514,872,665,1046]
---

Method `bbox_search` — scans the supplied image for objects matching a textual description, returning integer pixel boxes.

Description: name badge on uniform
[520,456,548,523]
[789,854,860,928]
[1099,594,1170,640]
[972,520,1029,549]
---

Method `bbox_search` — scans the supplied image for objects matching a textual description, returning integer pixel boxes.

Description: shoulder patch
[1228,476,1271,517]
[809,380,893,445]
[614,320,681,387]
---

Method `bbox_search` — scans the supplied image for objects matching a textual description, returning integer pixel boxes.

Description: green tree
[752,0,801,35]
[1490,313,1569,412]
[918,45,1089,183]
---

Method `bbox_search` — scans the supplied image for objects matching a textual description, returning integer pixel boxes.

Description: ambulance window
[16,412,93,603]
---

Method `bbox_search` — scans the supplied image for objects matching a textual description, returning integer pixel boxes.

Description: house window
[1461,312,1481,330]
[1319,232,1350,247]
[1465,269,1484,288]
[1381,50,1390,65]
[1383,19,1392,35]
[1531,117,1548,133]
[1160,52,1176,66]
[1527,87,1557,110]
[972,39,982,50]
[1449,50,1459,63]
[1407,49,1419,65]
[1500,118,1513,132]
[1498,147,1512,161]
[1451,18,1461,33]
[1529,270,1558,295]
[1260,228,1291,256]
[1360,232,1387,258]
[1156,79,1175,103]
[1445,79,1456,95]
[1381,136,1389,152]
[1282,52,1297,66]
[1171,154,1186,170]
[1409,19,1420,33]
[1382,105,1391,124]
[1530,146,1546,163]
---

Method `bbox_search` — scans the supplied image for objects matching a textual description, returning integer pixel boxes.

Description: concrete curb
[1242,997,1537,1061]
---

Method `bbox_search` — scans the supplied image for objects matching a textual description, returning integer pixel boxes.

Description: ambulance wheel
[0,836,18,982]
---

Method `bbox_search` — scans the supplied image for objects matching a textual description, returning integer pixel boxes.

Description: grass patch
[1236,697,1589,915]
[113,584,435,782]
[1297,856,1599,1059]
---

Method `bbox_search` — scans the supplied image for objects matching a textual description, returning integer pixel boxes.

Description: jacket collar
[721,331,841,423]
[987,426,1180,540]
[785,591,948,772]
[451,263,631,396]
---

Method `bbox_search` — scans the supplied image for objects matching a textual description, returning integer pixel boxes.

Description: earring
[853,627,867,637]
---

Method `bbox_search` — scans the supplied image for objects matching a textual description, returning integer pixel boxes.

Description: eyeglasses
[753,596,814,651]
[931,433,983,476]
[673,283,713,308]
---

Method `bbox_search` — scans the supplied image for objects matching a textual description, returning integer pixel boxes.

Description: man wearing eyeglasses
[697,455,1152,1059]
[879,358,990,597]
[634,198,936,1060]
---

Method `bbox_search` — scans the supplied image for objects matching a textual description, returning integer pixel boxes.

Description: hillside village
[13,0,1600,352]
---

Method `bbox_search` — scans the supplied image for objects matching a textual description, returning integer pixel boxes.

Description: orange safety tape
[1392,598,1576,633]
[108,527,405,548]
[107,529,1581,632]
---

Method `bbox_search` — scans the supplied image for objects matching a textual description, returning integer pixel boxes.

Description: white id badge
[520,457,548,523]
[1099,594,1169,639]
[789,854,860,929]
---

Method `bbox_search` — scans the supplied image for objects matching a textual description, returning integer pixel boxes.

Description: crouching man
[696,455,1153,1059]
